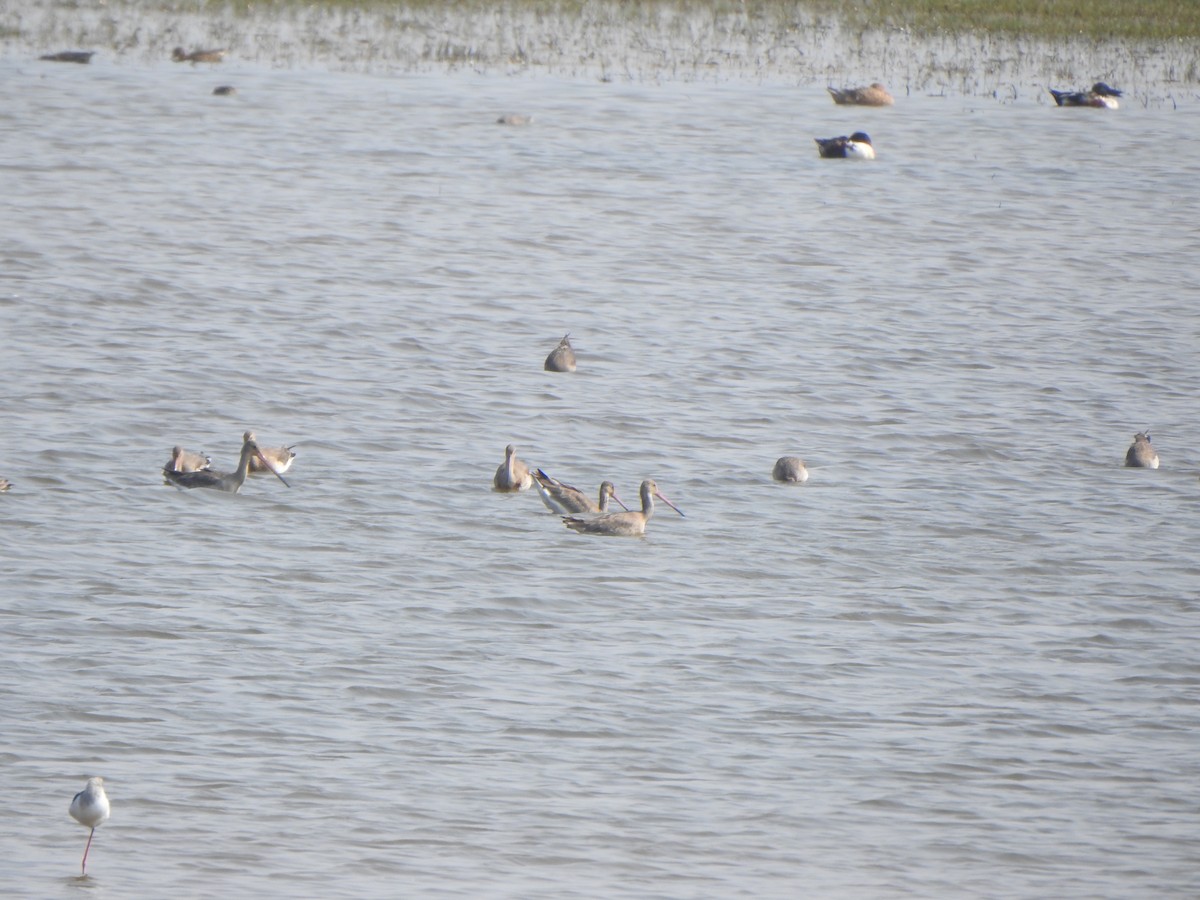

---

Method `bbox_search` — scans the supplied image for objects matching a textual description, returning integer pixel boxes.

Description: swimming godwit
[493,444,533,492]
[562,479,683,536]
[69,776,110,875]
[242,431,296,475]
[543,334,576,372]
[772,456,809,483]
[164,446,211,473]
[815,132,875,159]
[533,469,630,515]
[163,434,289,492]
[172,46,227,64]
[827,83,894,106]
[1124,432,1159,468]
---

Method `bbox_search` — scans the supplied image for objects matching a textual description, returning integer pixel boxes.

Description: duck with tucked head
[827,83,894,106]
[1124,431,1159,468]
[173,46,228,64]
[815,132,875,159]
[772,456,809,483]
[1048,82,1122,109]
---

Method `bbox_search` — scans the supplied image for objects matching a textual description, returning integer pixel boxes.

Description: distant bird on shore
[496,114,533,126]
[1124,432,1159,468]
[69,776,110,875]
[1048,82,1122,109]
[40,50,96,64]
[172,46,228,64]
[213,85,237,96]
[815,132,875,159]
[493,444,533,492]
[827,83,894,106]
[772,457,809,483]
[543,334,576,372]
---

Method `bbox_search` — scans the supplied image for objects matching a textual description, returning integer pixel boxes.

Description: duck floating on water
[815,132,875,159]
[172,46,228,64]
[772,457,809,483]
[1048,82,1122,109]
[1124,431,1159,468]
[827,83,894,106]
[40,50,95,64]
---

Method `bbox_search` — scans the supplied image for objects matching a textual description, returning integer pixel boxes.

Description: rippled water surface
[1,47,1199,899]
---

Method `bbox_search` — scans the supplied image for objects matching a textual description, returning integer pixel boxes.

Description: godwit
[242,432,296,475]
[815,132,875,159]
[563,479,683,536]
[1049,82,1122,109]
[543,333,576,372]
[772,456,809,483]
[164,446,211,473]
[1124,432,1159,468]
[163,434,289,493]
[40,50,96,64]
[533,469,630,515]
[493,444,533,492]
[172,46,228,64]
[827,83,894,106]
[69,776,110,875]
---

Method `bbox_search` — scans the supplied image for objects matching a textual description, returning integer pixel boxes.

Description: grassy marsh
[4,0,1199,99]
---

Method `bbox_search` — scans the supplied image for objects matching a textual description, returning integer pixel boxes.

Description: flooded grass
[4,0,1199,100]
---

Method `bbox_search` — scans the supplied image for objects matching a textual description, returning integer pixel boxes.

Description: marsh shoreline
[4,0,1199,103]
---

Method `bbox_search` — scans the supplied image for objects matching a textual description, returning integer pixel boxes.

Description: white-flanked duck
[815,132,875,159]
[1048,82,1122,109]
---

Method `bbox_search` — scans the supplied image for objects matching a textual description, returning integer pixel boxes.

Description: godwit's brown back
[534,469,627,515]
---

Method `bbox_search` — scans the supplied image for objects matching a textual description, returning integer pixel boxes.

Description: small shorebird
[1048,82,1122,109]
[172,46,228,64]
[1124,432,1159,468]
[543,334,576,372]
[69,776,110,875]
[40,51,95,64]
[827,83,894,106]
[0,478,10,492]
[497,114,533,125]
[772,456,809,483]
[242,431,296,475]
[164,446,211,474]
[163,434,290,493]
[563,479,683,536]
[213,85,237,96]
[815,132,875,159]
[493,444,533,492]
[533,469,629,515]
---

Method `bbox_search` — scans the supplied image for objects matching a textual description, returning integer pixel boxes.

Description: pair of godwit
[163,432,293,493]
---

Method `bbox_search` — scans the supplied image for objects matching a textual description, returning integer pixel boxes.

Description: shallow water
[1,33,1199,900]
